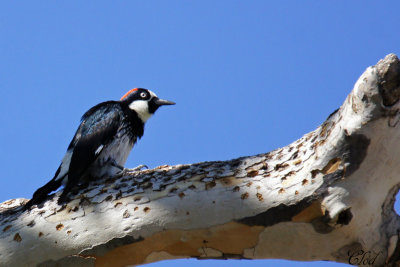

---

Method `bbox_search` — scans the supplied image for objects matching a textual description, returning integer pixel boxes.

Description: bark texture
[2,54,400,267]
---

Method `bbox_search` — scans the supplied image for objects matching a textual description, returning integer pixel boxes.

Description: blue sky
[1,1,399,266]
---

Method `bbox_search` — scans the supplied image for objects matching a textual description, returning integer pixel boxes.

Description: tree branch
[2,54,400,267]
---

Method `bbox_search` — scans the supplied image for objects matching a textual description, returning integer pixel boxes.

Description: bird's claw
[126,164,149,172]
[118,164,149,175]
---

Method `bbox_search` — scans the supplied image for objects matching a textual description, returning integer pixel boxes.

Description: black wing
[59,102,122,203]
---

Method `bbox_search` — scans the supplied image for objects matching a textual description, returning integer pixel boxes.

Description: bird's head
[120,88,175,122]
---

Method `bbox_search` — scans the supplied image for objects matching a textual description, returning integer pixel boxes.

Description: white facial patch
[129,100,152,122]
[148,90,157,98]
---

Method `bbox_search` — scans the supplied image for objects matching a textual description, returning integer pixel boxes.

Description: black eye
[140,92,147,98]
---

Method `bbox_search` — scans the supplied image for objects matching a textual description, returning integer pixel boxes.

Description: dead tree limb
[2,54,400,267]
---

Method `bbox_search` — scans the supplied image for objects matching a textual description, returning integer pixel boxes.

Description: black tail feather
[25,178,62,209]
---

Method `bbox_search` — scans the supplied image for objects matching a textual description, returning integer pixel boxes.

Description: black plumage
[25,88,174,209]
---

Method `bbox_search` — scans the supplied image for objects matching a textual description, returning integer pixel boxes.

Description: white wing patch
[55,150,72,181]
[95,144,104,155]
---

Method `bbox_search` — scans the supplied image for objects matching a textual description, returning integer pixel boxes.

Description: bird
[25,88,175,209]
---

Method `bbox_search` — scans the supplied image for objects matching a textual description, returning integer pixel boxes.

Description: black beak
[153,98,176,106]
[148,97,175,114]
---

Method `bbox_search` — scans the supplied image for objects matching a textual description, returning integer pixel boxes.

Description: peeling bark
[2,54,400,267]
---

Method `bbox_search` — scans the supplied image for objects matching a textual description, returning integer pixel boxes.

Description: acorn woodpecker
[25,88,175,209]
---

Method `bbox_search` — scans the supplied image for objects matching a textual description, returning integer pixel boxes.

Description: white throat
[129,100,152,122]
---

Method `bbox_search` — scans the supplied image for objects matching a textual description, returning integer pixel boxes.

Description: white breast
[90,134,135,178]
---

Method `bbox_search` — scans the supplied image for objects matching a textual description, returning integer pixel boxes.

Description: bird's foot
[114,164,149,177]
[110,160,148,172]
[123,164,149,173]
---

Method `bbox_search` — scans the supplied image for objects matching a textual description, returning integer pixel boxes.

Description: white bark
[1,54,400,267]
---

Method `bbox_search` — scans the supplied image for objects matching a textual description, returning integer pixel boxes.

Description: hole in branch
[337,208,352,225]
